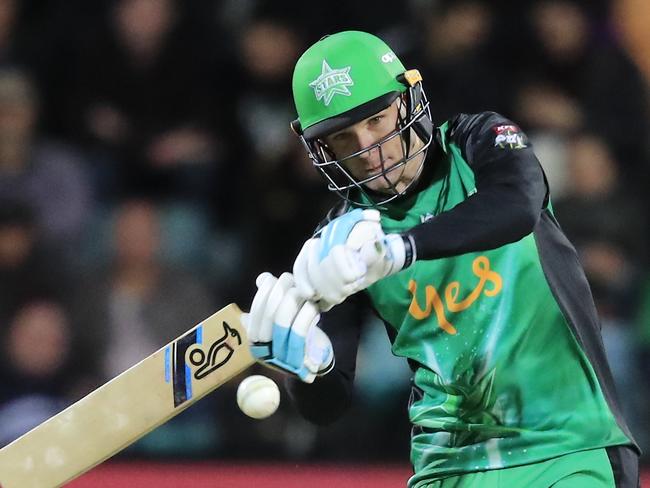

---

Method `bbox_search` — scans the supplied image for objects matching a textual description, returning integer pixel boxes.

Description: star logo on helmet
[309,60,354,106]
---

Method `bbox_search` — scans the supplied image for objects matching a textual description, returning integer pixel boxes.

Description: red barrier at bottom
[67,462,650,488]
[68,462,412,488]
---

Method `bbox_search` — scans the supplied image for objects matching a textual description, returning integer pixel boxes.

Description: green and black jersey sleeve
[285,291,368,425]
[406,112,548,259]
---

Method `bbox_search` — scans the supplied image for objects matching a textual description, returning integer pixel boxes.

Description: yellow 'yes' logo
[408,256,502,335]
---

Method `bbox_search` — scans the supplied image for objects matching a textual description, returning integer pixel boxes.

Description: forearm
[285,369,353,425]
[407,174,545,259]
[406,112,548,260]
[285,293,366,424]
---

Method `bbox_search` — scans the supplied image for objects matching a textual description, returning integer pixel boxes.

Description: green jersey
[362,116,633,485]
[287,112,637,487]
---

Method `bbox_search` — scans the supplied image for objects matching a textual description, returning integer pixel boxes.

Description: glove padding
[293,209,409,311]
[242,272,334,383]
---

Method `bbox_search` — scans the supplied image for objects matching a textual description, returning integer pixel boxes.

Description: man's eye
[369,115,383,125]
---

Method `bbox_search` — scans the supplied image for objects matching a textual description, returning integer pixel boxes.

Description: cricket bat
[0,303,254,488]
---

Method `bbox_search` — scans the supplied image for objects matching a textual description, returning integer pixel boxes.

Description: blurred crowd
[0,0,648,467]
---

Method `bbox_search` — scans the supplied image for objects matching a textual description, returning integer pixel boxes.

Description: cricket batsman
[243,31,640,487]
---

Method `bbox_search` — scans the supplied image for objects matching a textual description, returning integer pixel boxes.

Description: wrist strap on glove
[401,233,416,269]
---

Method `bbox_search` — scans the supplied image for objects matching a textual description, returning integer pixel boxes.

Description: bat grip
[359,239,384,266]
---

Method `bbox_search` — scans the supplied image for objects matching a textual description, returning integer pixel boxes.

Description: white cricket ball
[236,375,280,419]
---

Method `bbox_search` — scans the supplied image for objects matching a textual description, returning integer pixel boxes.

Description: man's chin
[364,182,399,195]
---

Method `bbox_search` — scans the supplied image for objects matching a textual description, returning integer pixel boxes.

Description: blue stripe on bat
[184,325,202,399]
[165,346,171,383]
[185,363,193,400]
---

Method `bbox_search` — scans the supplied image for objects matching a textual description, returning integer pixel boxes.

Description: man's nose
[352,130,378,158]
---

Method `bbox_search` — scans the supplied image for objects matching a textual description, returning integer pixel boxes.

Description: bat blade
[0,303,254,488]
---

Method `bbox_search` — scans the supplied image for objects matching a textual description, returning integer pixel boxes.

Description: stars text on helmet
[309,60,354,106]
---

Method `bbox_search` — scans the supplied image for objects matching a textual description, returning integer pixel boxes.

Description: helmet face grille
[302,84,434,207]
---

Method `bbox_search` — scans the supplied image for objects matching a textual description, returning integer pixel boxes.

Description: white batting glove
[293,209,415,311]
[241,272,334,383]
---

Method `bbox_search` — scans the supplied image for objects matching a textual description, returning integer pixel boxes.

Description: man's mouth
[368,157,398,174]
[367,158,390,172]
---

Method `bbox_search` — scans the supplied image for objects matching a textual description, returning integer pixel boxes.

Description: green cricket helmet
[291,30,433,206]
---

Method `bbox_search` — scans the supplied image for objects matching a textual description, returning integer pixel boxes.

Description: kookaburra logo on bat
[170,319,244,407]
[188,321,242,380]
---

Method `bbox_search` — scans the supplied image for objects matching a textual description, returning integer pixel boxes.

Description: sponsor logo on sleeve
[492,124,528,149]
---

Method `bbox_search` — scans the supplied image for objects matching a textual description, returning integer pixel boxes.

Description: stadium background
[0,0,648,485]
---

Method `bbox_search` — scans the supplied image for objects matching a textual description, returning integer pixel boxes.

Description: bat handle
[359,239,385,267]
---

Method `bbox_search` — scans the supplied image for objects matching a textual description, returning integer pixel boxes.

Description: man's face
[323,100,411,194]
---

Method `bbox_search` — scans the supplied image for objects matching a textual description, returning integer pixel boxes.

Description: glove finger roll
[247,272,277,342]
